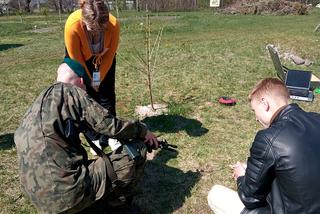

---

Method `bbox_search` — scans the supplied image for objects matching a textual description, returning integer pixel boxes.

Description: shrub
[41,7,48,16]
[223,0,310,15]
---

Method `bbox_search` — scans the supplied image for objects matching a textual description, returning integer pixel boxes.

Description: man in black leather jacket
[208,78,320,214]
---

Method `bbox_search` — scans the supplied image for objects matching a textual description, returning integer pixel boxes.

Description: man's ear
[261,97,270,112]
[79,77,86,90]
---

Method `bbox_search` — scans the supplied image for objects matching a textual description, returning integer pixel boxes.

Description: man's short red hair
[248,78,289,102]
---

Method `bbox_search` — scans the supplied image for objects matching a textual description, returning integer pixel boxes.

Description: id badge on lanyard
[92,69,100,89]
[92,55,102,90]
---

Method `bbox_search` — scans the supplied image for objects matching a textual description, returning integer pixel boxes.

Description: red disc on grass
[218,96,237,106]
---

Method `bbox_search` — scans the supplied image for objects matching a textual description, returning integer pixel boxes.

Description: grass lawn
[1,9,320,213]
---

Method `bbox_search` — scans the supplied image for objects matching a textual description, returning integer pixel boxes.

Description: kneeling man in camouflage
[14,58,158,213]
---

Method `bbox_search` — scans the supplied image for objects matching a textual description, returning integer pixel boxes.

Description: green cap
[63,57,90,85]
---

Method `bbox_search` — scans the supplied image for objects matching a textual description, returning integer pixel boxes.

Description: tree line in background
[0,0,76,14]
[136,0,205,12]
[224,0,320,6]
[1,0,320,15]
[136,0,320,12]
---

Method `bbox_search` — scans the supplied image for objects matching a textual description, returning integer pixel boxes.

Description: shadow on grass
[0,44,23,51]
[0,133,15,150]
[142,115,208,137]
[137,149,201,214]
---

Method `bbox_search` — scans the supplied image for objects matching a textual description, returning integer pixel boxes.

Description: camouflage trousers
[61,139,147,214]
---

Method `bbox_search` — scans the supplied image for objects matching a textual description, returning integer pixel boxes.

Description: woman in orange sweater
[64,0,120,146]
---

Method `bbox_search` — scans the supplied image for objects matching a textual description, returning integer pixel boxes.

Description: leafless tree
[58,0,63,13]
[8,0,22,11]
[138,0,200,11]
[8,0,32,12]
[0,0,9,15]
[64,0,77,12]
[24,0,30,12]
[46,0,57,11]
[47,0,76,13]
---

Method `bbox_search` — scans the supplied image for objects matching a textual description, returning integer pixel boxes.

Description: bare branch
[150,26,163,59]
[151,27,164,74]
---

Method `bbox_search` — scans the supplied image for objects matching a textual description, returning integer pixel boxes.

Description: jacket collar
[270,103,300,126]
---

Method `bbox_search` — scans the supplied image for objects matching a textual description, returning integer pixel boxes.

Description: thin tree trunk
[18,0,21,11]
[145,4,154,110]
[114,0,119,18]
[58,0,63,13]
[24,0,31,13]
[52,0,58,12]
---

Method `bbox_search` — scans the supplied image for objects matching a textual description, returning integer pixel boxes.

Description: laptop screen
[267,46,286,81]
[285,70,311,89]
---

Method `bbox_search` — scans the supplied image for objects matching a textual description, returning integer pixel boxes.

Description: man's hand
[144,130,159,149]
[231,161,247,180]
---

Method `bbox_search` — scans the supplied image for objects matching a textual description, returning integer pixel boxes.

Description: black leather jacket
[237,104,320,214]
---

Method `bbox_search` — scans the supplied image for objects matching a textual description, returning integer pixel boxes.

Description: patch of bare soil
[135,103,168,119]
[27,26,59,34]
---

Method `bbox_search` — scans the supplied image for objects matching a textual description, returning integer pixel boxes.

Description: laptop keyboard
[288,88,309,97]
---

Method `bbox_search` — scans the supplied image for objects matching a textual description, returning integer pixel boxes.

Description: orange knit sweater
[64,9,120,81]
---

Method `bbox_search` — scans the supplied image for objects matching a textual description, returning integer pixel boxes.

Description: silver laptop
[267,46,314,102]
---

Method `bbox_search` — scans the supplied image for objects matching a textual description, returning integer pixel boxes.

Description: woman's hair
[80,0,109,31]
[248,78,289,102]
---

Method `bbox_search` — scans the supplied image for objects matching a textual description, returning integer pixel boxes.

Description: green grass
[2,10,320,213]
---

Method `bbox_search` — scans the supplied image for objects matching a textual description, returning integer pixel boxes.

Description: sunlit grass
[1,10,320,213]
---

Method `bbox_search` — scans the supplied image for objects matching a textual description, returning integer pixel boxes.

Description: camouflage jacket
[14,82,147,213]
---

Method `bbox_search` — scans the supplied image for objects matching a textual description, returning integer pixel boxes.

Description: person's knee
[208,185,234,213]
[125,139,147,163]
[128,139,147,177]
[208,185,226,207]
[110,140,147,186]
[208,185,245,214]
